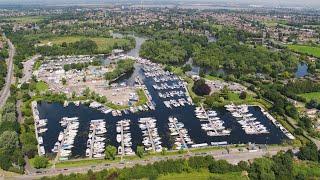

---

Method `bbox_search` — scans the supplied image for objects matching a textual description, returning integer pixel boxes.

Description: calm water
[295,63,308,78]
[111,32,147,58]
[38,65,287,158]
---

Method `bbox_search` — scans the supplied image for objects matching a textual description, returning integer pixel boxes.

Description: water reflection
[295,63,308,78]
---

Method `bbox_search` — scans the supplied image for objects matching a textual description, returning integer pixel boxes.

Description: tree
[105,145,117,160]
[238,160,249,171]
[248,158,275,180]
[182,64,192,72]
[192,79,211,96]
[136,146,144,158]
[239,91,247,99]
[272,151,293,180]
[161,148,167,155]
[33,156,49,169]
[0,131,19,152]
[61,78,67,85]
[297,142,318,162]
[208,159,239,174]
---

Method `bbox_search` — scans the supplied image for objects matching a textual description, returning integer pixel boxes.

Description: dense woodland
[193,29,299,78]
[139,30,208,64]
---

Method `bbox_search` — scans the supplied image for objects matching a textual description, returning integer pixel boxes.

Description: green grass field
[293,161,320,178]
[4,16,45,23]
[299,92,320,102]
[205,75,223,81]
[40,36,130,54]
[36,81,49,92]
[288,44,320,58]
[158,170,248,180]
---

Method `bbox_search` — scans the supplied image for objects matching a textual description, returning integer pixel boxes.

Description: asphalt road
[0,37,15,108]
[20,54,41,85]
[12,146,293,179]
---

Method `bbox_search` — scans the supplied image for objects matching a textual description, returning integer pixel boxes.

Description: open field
[36,81,49,92]
[262,19,288,27]
[299,92,320,102]
[40,36,130,53]
[158,170,248,180]
[3,16,45,23]
[288,44,320,58]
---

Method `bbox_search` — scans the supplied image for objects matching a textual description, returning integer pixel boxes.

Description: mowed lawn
[40,36,130,53]
[36,81,49,92]
[299,92,320,102]
[158,171,248,180]
[288,45,320,58]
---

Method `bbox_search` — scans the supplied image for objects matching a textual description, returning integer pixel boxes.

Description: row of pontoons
[117,119,135,156]
[226,104,269,134]
[168,117,193,150]
[153,75,179,82]
[86,119,106,158]
[31,101,47,156]
[139,117,163,152]
[159,90,185,99]
[260,107,295,140]
[152,82,184,90]
[52,117,79,160]
[195,107,231,136]
[163,98,190,108]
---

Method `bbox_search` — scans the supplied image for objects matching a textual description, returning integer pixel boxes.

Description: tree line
[63,59,102,71]
[193,28,299,78]
[41,148,320,180]
[0,91,24,173]
[0,59,7,90]
[104,59,134,81]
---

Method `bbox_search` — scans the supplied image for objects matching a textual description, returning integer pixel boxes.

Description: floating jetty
[260,107,295,140]
[53,117,79,161]
[168,117,193,150]
[195,107,231,136]
[226,104,269,134]
[116,119,135,156]
[163,98,190,108]
[139,117,163,152]
[31,101,47,156]
[86,119,106,158]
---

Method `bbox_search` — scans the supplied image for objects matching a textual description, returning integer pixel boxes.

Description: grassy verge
[53,144,288,169]
[293,160,320,178]
[288,44,320,58]
[135,88,148,106]
[158,170,248,180]
[204,74,223,81]
[55,158,120,168]
[33,60,42,71]
[299,92,320,102]
[35,81,49,93]
[206,92,272,110]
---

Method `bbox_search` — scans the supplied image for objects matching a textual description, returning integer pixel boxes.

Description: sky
[0,0,319,8]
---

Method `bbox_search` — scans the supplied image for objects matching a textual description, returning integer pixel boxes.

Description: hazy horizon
[0,0,319,8]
